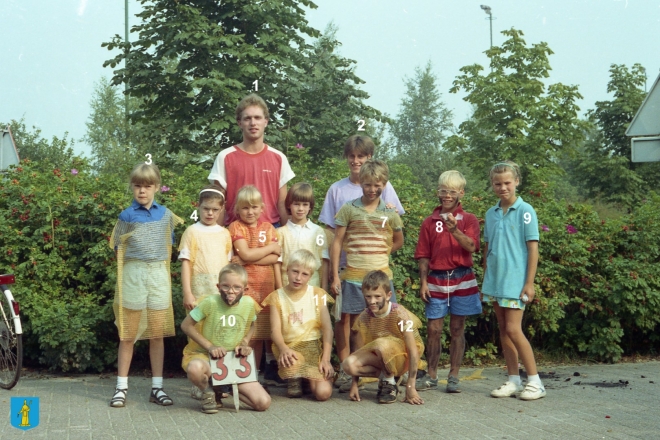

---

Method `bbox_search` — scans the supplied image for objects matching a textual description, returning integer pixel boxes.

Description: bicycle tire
[0,290,22,390]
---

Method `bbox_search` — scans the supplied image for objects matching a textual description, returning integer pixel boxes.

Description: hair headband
[200,189,225,199]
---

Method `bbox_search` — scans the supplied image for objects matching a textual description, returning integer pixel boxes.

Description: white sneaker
[519,382,546,401]
[490,381,523,398]
[191,385,204,400]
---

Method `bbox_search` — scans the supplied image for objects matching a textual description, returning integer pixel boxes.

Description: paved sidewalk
[0,361,658,439]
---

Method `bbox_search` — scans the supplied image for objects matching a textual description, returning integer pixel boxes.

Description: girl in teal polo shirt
[482,161,546,401]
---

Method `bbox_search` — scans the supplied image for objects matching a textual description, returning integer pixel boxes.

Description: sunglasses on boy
[437,189,460,197]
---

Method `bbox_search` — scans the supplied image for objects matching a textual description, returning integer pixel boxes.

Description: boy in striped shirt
[330,160,404,392]
[414,171,481,393]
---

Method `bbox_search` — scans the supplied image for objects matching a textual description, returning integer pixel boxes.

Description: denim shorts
[425,294,482,319]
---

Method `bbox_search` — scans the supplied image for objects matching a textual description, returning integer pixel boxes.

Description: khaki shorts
[121,260,171,310]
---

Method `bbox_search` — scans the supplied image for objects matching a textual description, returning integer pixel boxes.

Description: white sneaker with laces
[490,381,524,398]
[519,382,546,400]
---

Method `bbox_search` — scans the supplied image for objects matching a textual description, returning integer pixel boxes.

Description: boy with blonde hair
[330,160,404,392]
[181,264,271,413]
[414,170,481,393]
[110,163,183,408]
[264,249,334,400]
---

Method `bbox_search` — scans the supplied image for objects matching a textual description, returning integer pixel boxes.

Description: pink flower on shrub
[566,225,577,234]
[71,169,78,175]
[295,143,304,149]
[541,225,550,232]
[160,185,170,192]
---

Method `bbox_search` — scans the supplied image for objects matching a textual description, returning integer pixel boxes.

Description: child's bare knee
[342,356,358,375]
[315,388,332,401]
[252,394,271,411]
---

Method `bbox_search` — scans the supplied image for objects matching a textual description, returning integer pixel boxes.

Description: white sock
[509,375,522,386]
[384,376,396,385]
[527,374,543,386]
[152,377,163,389]
[116,376,128,390]
[265,352,275,363]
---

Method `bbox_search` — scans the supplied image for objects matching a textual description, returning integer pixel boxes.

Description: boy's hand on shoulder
[235,345,252,357]
[278,347,298,368]
[318,359,334,380]
[207,345,227,359]
[384,202,398,213]
[183,292,196,311]
[404,386,424,405]
[349,381,361,402]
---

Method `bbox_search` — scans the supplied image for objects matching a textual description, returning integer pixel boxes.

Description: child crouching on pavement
[181,264,271,413]
[263,249,334,400]
[342,270,425,405]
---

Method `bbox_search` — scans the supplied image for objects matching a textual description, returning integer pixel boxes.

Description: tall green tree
[103,1,382,161]
[274,23,384,159]
[445,29,586,189]
[387,62,454,189]
[570,64,659,208]
[83,77,139,177]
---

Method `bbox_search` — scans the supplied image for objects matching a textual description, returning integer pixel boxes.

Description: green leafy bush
[1,148,658,371]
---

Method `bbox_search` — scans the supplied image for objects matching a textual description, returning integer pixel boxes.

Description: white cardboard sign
[210,351,258,386]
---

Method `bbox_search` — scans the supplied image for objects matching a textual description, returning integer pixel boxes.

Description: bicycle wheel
[0,290,22,389]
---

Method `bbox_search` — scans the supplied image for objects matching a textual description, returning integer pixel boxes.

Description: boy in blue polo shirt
[109,163,183,408]
[482,161,545,401]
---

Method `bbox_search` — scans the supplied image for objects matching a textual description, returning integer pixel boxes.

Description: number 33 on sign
[210,351,258,412]
[210,351,258,385]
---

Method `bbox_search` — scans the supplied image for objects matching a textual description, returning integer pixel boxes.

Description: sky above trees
[1,0,659,155]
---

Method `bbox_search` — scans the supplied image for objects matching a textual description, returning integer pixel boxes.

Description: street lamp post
[480,5,493,48]
[125,0,129,118]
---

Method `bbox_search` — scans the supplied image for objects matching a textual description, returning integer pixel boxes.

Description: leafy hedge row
[0,152,658,371]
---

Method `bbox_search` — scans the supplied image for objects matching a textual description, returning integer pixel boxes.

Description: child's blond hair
[287,249,317,273]
[129,163,161,186]
[233,185,263,214]
[438,170,466,190]
[218,263,248,286]
[359,160,389,185]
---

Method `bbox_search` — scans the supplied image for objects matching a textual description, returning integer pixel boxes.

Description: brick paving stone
[1,362,659,439]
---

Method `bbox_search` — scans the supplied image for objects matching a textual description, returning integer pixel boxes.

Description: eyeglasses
[438,189,459,197]
[219,285,244,294]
